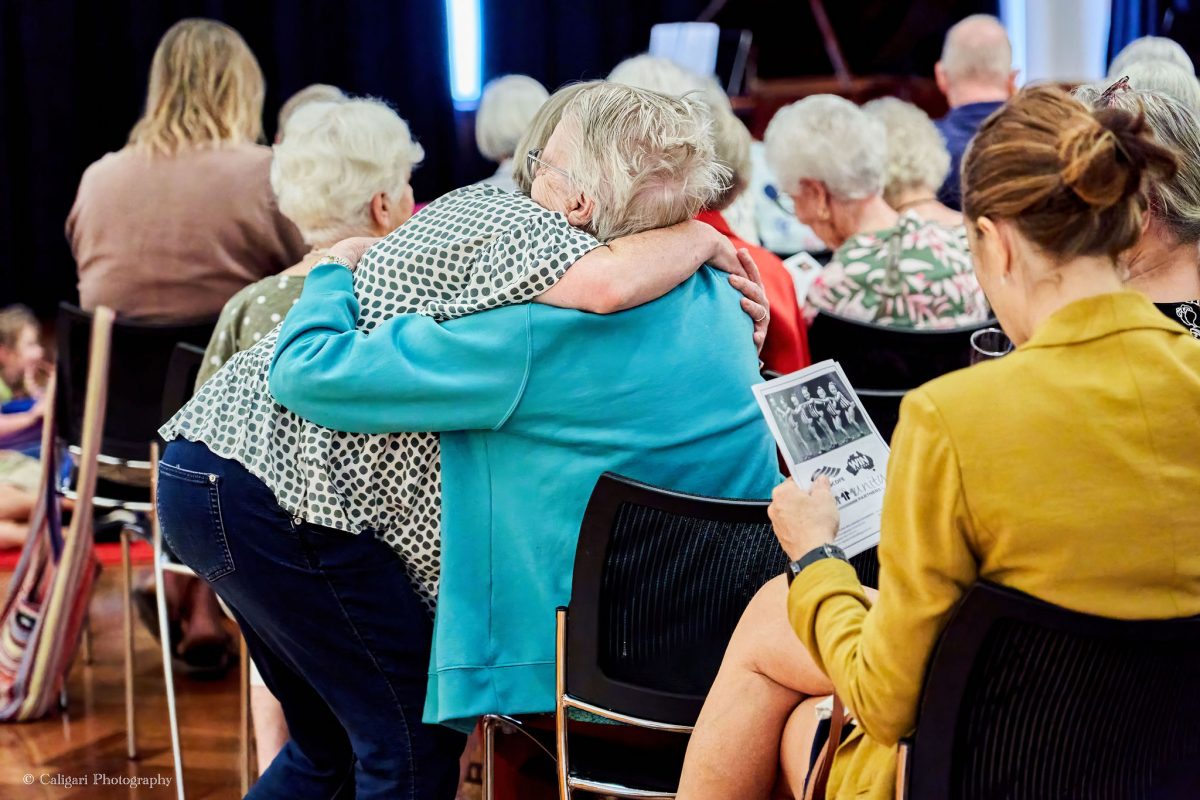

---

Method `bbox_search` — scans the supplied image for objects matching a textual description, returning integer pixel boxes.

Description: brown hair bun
[1058,109,1176,211]
[963,85,1178,261]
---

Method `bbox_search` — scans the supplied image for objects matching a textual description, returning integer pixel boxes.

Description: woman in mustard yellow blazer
[678,87,1200,800]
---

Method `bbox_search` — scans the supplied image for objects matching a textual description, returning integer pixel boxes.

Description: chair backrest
[808,311,994,392]
[160,343,206,423]
[55,304,215,463]
[808,311,995,441]
[905,582,1200,800]
[566,473,786,727]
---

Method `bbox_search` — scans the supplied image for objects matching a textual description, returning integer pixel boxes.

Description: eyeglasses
[526,148,571,181]
[1097,75,1131,107]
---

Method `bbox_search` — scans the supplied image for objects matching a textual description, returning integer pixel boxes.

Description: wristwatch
[786,544,848,585]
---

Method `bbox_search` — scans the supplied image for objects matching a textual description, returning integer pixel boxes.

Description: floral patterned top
[806,211,989,329]
[1157,300,1200,339]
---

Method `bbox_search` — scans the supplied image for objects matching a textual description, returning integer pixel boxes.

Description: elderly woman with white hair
[766,94,988,329]
[1078,82,1200,335]
[863,97,963,228]
[1110,34,1195,77]
[474,74,549,191]
[158,81,774,798]
[197,98,423,386]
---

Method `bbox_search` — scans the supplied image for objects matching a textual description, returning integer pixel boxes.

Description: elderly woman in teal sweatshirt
[270,255,782,731]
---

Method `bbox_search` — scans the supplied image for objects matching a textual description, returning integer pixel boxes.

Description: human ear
[935,62,948,96]
[369,192,392,235]
[973,215,1012,283]
[810,180,832,221]
[566,190,596,229]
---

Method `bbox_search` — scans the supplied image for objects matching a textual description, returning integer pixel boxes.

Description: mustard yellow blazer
[788,291,1200,800]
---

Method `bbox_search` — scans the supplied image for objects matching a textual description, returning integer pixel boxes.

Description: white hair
[559,82,730,242]
[475,75,549,163]
[1075,85,1200,243]
[610,54,720,101]
[1121,59,1200,112]
[862,97,952,203]
[277,83,346,140]
[764,94,887,200]
[608,53,748,209]
[270,98,424,245]
[1110,36,1194,77]
[940,14,1012,86]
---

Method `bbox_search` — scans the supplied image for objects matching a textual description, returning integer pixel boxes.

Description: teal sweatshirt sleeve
[269,263,532,434]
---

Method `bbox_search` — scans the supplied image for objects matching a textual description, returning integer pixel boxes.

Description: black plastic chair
[899,582,1200,799]
[483,472,879,799]
[807,310,996,441]
[160,343,206,423]
[55,303,215,511]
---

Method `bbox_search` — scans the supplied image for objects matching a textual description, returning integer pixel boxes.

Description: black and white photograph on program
[753,359,890,558]
[764,373,872,463]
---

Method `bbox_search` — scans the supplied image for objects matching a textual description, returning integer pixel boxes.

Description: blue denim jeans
[157,438,464,800]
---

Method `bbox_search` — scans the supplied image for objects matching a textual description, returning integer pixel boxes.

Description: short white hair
[609,54,718,99]
[559,82,729,242]
[940,14,1012,86]
[277,83,346,140]
[764,94,887,200]
[608,53,748,208]
[271,98,424,245]
[475,75,549,163]
[1121,59,1200,112]
[863,97,951,203]
[1110,36,1194,77]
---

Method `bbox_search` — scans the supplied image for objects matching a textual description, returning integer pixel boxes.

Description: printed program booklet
[752,360,889,557]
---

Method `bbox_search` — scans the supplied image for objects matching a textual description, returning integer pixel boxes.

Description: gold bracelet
[318,254,354,270]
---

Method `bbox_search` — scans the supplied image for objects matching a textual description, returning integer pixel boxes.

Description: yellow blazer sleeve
[787,388,979,746]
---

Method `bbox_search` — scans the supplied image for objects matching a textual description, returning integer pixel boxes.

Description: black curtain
[1108,0,1163,66]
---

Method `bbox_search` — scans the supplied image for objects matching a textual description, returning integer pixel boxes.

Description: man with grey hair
[933,13,1017,209]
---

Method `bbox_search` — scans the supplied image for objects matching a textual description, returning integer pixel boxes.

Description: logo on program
[845,452,876,475]
[810,465,842,482]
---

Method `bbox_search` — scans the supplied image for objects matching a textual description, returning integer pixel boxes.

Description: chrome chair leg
[154,525,186,800]
[483,716,496,800]
[120,527,137,760]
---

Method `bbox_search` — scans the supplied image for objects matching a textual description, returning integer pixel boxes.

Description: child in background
[0,305,50,548]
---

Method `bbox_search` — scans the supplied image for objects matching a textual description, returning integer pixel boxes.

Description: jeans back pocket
[157,461,236,582]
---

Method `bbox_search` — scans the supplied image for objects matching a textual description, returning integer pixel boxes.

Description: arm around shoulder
[269,264,534,434]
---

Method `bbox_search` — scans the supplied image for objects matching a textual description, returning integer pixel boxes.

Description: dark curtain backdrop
[2,0,989,315]
[1110,0,1200,70]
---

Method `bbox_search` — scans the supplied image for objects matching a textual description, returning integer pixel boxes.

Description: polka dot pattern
[161,184,601,611]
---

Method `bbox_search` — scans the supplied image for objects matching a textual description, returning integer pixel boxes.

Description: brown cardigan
[66,143,306,321]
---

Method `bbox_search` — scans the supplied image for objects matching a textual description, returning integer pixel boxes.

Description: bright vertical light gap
[446,0,483,110]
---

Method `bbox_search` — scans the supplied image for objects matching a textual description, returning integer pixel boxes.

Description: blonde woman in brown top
[66,18,305,321]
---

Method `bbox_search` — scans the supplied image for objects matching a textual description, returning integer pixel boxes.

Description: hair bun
[1057,118,1135,210]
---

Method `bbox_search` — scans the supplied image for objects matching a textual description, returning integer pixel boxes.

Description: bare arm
[536,219,743,314]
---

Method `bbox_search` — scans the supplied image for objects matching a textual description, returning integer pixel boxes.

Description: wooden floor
[0,566,243,799]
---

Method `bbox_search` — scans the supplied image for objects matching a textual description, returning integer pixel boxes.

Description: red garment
[697,209,811,374]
